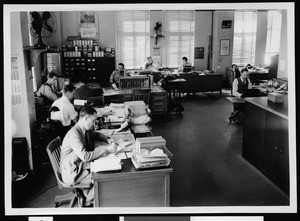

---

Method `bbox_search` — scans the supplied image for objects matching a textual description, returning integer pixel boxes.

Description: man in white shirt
[140,56,159,71]
[232,68,252,98]
[51,84,78,137]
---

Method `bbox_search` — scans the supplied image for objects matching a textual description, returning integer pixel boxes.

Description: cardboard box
[268,92,284,103]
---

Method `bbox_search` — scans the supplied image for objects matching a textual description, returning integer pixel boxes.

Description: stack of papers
[108,115,124,123]
[95,106,114,116]
[91,156,121,172]
[131,125,151,133]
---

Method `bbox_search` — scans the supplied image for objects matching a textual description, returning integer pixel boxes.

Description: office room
[3,2,297,216]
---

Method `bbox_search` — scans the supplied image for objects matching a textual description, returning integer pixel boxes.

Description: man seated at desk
[36,71,61,106]
[109,63,129,89]
[230,68,260,123]
[60,106,115,207]
[140,56,159,71]
[50,84,78,138]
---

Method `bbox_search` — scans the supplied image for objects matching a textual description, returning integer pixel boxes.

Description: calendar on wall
[11,55,22,106]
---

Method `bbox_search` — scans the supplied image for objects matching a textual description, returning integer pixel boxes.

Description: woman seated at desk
[178,56,192,72]
[110,63,129,89]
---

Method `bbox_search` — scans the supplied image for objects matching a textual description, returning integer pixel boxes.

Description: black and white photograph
[3,1,297,218]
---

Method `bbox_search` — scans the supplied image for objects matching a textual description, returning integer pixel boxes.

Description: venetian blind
[265,10,282,65]
[162,10,195,68]
[116,11,150,69]
[232,11,257,66]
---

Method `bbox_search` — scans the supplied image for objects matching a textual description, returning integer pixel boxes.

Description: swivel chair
[46,137,90,207]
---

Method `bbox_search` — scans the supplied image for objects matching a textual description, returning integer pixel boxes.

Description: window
[116,11,150,69]
[162,10,195,68]
[232,11,257,66]
[265,10,282,65]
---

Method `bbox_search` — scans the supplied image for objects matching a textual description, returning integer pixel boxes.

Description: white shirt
[232,77,252,97]
[50,95,78,126]
[140,61,159,71]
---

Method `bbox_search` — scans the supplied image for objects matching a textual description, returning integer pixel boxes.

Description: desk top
[102,85,166,96]
[92,158,173,181]
[245,95,288,120]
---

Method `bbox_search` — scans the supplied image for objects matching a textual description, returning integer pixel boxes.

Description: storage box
[268,92,284,103]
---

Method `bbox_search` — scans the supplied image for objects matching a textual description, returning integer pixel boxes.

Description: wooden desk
[242,95,289,195]
[102,85,168,118]
[166,78,186,101]
[92,158,173,207]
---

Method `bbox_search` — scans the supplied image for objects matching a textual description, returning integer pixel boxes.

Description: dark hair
[232,64,237,68]
[241,68,249,74]
[182,57,188,62]
[62,84,75,93]
[118,63,125,68]
[47,72,58,79]
[79,106,97,119]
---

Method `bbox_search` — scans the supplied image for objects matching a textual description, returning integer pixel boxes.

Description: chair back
[133,88,151,105]
[46,137,65,189]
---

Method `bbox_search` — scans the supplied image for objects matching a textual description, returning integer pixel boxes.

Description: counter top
[245,94,288,120]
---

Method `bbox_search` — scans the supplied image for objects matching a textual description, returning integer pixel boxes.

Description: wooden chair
[133,88,151,105]
[46,137,90,207]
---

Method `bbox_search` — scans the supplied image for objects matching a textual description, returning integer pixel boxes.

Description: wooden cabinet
[242,102,267,169]
[63,57,115,85]
[263,113,289,193]
[242,96,289,195]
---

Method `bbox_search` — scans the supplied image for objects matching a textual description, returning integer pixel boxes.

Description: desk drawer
[152,94,167,101]
[152,104,166,112]
[123,94,133,102]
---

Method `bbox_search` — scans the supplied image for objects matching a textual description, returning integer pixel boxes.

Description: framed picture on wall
[220,39,230,56]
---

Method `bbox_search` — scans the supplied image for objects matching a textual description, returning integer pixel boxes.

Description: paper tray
[131,146,172,169]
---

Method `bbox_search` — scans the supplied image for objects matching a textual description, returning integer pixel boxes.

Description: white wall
[11,12,35,170]
[255,11,268,66]
[278,10,287,79]
[212,10,235,79]
[194,11,213,71]
[98,11,116,49]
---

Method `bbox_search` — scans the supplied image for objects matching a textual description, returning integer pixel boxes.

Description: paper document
[109,103,125,108]
[116,138,133,149]
[91,156,121,172]
[97,129,115,136]
[74,99,87,106]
